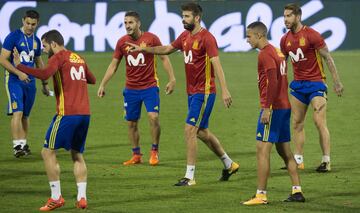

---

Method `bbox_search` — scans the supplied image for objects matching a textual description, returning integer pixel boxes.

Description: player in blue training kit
[0,10,49,157]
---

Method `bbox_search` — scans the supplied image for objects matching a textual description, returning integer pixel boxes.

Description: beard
[48,49,54,58]
[182,21,195,31]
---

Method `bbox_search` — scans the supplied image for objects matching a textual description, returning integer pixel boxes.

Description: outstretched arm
[159,55,176,94]
[0,48,30,82]
[210,56,232,108]
[13,48,57,80]
[319,45,344,96]
[127,42,177,55]
[97,58,120,97]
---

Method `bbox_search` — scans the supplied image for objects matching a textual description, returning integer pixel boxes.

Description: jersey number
[70,66,85,81]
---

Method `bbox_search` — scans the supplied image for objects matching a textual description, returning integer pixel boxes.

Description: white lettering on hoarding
[0,0,347,52]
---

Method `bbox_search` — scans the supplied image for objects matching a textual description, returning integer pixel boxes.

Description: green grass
[0,51,359,212]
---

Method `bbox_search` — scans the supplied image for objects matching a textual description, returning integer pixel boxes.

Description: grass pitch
[0,51,359,212]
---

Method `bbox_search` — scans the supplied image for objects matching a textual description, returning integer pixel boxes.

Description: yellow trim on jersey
[315,50,326,80]
[5,70,12,114]
[55,71,65,115]
[195,94,209,127]
[205,54,211,95]
[154,55,159,87]
[262,110,273,142]
[49,115,63,149]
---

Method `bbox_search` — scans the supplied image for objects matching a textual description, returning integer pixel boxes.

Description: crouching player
[243,22,305,205]
[13,30,96,211]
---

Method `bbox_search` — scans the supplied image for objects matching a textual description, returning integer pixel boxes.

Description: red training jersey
[171,28,217,95]
[258,44,290,109]
[113,32,161,90]
[17,50,96,115]
[280,26,326,81]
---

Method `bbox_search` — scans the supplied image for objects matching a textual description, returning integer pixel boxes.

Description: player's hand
[333,80,344,97]
[261,108,271,124]
[97,86,106,98]
[12,47,21,66]
[125,42,142,53]
[42,84,50,96]
[222,88,232,108]
[165,79,176,95]
[17,72,30,83]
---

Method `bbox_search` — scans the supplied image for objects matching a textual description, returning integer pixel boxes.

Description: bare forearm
[325,56,341,82]
[161,56,175,81]
[143,45,174,55]
[100,64,117,87]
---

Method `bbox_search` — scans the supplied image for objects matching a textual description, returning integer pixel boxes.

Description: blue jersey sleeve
[2,31,17,52]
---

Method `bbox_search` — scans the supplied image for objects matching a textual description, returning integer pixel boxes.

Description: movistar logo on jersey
[127,53,145,66]
[289,48,306,63]
[19,50,35,63]
[184,50,193,64]
[70,65,86,81]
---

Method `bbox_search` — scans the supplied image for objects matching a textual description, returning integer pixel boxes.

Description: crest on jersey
[275,48,285,58]
[192,40,199,50]
[34,41,37,49]
[20,42,25,47]
[184,42,187,47]
[299,37,306,46]
[287,41,291,46]
[69,53,85,64]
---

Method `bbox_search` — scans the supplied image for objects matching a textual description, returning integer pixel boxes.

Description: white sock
[19,139,26,148]
[185,165,195,180]
[292,186,302,193]
[13,140,21,147]
[322,155,330,163]
[256,189,267,194]
[49,181,61,200]
[77,182,87,201]
[220,153,233,169]
[294,154,303,164]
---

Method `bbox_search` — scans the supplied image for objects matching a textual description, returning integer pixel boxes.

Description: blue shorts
[44,115,90,153]
[5,78,36,117]
[186,93,215,129]
[290,80,327,105]
[123,86,160,121]
[256,109,291,143]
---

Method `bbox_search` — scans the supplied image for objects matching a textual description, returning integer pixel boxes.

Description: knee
[197,129,208,141]
[128,121,138,130]
[313,117,327,130]
[148,113,159,125]
[292,119,304,132]
[185,125,197,138]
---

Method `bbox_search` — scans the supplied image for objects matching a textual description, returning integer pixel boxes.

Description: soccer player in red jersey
[127,3,239,186]
[243,21,304,205]
[13,30,95,211]
[97,11,176,166]
[281,3,344,172]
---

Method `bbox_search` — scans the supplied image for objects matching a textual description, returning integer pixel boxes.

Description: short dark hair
[181,2,203,18]
[41,30,64,46]
[24,10,40,21]
[125,11,140,21]
[247,21,268,36]
[284,3,302,16]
